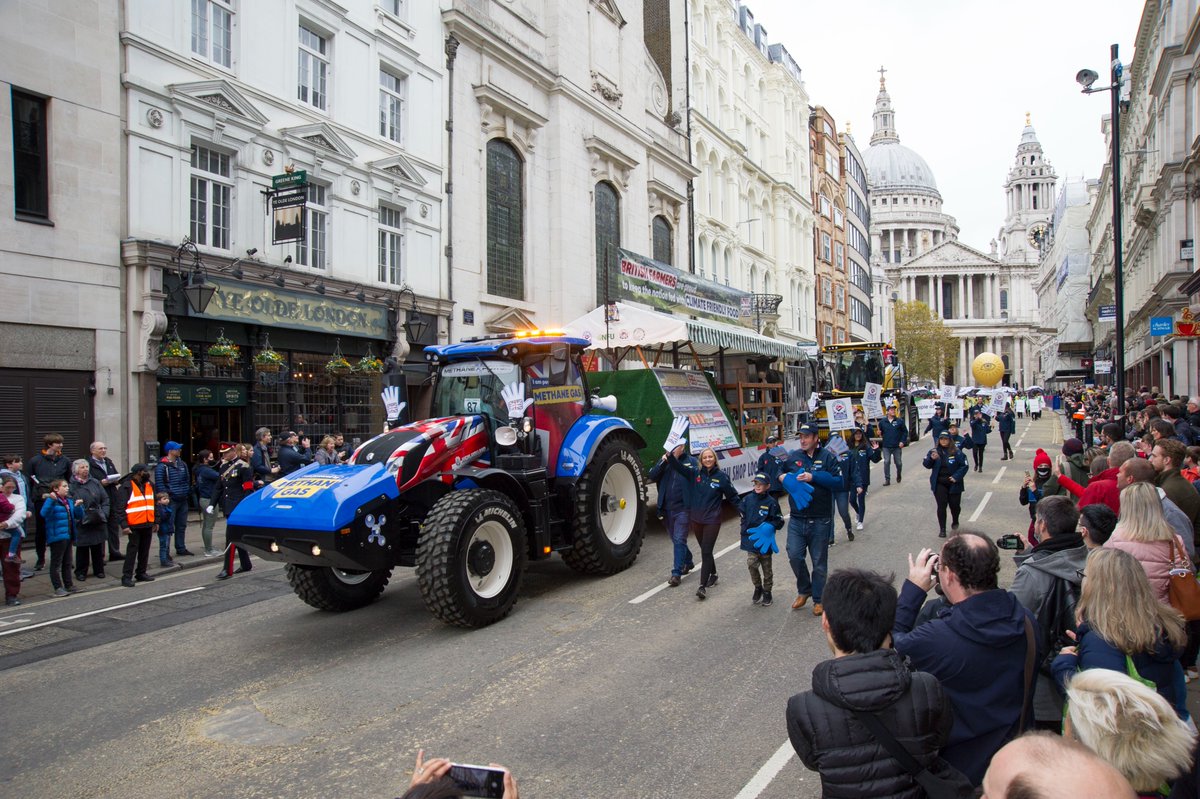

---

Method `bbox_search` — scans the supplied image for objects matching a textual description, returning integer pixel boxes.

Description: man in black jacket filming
[786,568,970,798]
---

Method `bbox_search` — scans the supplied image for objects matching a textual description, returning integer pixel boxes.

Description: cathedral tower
[998,114,1057,263]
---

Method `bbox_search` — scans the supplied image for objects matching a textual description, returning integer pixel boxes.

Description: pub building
[124,240,444,462]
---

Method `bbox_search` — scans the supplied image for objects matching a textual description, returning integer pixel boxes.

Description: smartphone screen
[447,764,505,798]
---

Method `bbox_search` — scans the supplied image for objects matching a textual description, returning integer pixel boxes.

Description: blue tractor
[227,332,648,627]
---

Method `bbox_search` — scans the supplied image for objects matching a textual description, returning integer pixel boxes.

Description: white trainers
[856,522,864,530]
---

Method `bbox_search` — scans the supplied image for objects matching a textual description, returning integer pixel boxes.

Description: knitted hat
[1062,438,1084,456]
[1033,449,1052,469]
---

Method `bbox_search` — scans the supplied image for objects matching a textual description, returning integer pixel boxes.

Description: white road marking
[992,466,1007,484]
[0,587,206,637]
[0,612,35,627]
[629,540,742,604]
[968,491,993,523]
[734,740,797,799]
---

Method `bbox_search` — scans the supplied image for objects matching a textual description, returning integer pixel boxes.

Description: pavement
[11,513,233,604]
[0,411,1195,798]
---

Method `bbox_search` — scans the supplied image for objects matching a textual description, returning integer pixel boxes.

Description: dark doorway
[0,369,95,460]
[157,407,246,460]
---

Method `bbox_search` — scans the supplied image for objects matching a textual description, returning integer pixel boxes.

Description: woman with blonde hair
[667,445,738,600]
[1105,482,1193,604]
[313,436,340,465]
[1064,669,1194,796]
[1052,547,1188,720]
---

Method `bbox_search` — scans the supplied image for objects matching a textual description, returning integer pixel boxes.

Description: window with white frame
[820,232,832,262]
[298,24,329,111]
[821,276,832,307]
[819,194,832,218]
[833,207,844,229]
[191,0,233,68]
[190,144,231,249]
[836,327,845,344]
[296,183,328,269]
[824,324,833,346]
[835,242,844,271]
[836,285,845,312]
[379,67,405,144]
[378,204,405,284]
[381,0,405,19]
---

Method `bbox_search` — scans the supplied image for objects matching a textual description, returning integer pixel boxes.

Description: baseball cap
[753,473,770,484]
[937,430,952,440]
[164,441,182,452]
[798,422,819,436]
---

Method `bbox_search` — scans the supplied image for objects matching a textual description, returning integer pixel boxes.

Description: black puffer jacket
[786,649,966,799]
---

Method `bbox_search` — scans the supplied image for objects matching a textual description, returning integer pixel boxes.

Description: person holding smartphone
[403,749,518,799]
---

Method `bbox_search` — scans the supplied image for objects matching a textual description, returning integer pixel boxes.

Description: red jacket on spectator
[1057,466,1121,515]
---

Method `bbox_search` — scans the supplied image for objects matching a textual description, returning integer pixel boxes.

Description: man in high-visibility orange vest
[115,463,157,588]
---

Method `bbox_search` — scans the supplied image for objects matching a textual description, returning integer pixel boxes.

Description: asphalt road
[0,415,1060,799]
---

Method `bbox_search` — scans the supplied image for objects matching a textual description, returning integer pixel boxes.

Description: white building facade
[1034,178,1097,388]
[0,1,125,464]
[444,0,696,339]
[689,0,816,344]
[121,0,446,454]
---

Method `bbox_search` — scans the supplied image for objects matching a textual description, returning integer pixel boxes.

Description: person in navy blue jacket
[667,447,738,600]
[925,431,969,537]
[946,420,973,453]
[649,443,698,586]
[782,423,843,616]
[831,442,855,545]
[923,406,949,440]
[193,449,221,557]
[968,408,993,473]
[847,428,882,532]
[755,436,788,499]
[739,473,784,607]
[877,404,908,485]
[997,403,1017,460]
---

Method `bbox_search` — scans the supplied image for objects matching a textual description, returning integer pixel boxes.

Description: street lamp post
[1078,43,1126,418]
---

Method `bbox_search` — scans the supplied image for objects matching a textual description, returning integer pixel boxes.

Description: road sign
[1098,305,1116,322]
[272,170,307,191]
[1182,239,1194,261]
[1150,316,1174,336]
[1093,360,1112,374]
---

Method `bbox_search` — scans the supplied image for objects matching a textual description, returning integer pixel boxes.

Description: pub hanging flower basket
[253,339,286,373]
[326,340,353,375]
[159,329,194,369]
[207,331,241,368]
[355,345,384,374]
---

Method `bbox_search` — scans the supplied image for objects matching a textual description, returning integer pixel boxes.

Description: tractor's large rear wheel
[416,489,527,628]
[286,564,392,611]
[562,437,646,575]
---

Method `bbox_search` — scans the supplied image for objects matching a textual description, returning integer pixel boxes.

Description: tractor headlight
[495,426,518,447]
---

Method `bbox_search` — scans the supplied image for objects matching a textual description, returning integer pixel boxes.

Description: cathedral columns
[957,275,965,318]
[966,274,975,318]
[960,338,968,383]
[984,275,993,319]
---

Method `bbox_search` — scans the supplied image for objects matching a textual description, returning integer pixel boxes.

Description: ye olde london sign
[197,276,392,340]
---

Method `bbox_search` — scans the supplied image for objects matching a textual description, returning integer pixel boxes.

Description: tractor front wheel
[286,565,392,612]
[562,437,646,575]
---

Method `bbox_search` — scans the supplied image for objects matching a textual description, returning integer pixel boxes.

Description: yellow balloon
[972,352,1005,388]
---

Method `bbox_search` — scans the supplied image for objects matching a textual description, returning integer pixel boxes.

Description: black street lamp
[1078,44,1127,418]
[173,237,217,314]
[396,286,428,343]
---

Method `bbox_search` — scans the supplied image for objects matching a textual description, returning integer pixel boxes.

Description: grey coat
[69,477,110,547]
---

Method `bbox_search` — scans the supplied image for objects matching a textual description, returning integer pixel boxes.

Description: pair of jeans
[122,527,154,580]
[787,516,831,601]
[881,447,903,481]
[972,445,986,470]
[169,497,189,553]
[934,483,962,532]
[199,494,217,552]
[849,487,868,523]
[7,524,23,558]
[665,510,694,578]
[690,515,721,588]
[158,532,173,565]
[832,492,852,539]
[48,539,73,590]
[1000,432,1014,458]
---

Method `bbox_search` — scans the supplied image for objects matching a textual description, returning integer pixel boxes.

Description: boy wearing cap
[154,441,193,557]
[740,473,784,606]
[115,464,158,587]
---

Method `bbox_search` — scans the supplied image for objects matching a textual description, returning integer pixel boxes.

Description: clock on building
[1027,222,1049,251]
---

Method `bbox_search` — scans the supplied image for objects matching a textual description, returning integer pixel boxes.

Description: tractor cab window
[432,360,521,423]
[830,350,886,394]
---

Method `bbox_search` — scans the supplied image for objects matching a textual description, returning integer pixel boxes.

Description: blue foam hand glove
[781,471,814,511]
[747,522,778,555]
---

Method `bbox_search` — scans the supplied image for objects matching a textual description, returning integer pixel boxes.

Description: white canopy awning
[562,302,811,360]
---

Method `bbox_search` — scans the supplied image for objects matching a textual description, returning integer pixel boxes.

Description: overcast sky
[743,0,1145,247]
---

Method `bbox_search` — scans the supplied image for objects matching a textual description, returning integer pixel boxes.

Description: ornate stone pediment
[904,239,1000,269]
[369,153,427,187]
[168,80,269,126]
[591,0,626,27]
[475,83,547,153]
[585,136,638,190]
[280,123,357,159]
[486,306,538,334]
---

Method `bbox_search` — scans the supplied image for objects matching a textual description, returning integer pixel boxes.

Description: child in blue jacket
[39,479,81,596]
[155,492,175,567]
[739,473,784,607]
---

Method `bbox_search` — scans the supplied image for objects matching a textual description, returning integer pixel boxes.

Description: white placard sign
[988,390,1009,416]
[948,401,964,420]
[1015,398,1027,413]
[940,385,957,404]
[862,382,884,418]
[825,398,856,432]
[917,400,937,420]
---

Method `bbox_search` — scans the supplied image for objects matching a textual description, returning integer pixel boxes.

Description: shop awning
[563,302,812,360]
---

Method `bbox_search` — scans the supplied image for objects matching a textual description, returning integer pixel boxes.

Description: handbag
[850,710,974,799]
[1166,537,1200,621]
[83,503,107,526]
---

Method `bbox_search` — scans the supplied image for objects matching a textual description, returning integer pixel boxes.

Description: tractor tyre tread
[285,564,390,612]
